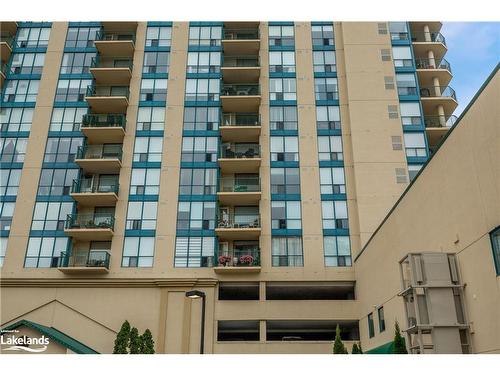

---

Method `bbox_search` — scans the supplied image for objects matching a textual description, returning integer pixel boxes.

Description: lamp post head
[185,290,205,299]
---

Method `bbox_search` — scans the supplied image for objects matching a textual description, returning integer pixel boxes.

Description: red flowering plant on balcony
[218,255,232,266]
[239,255,254,266]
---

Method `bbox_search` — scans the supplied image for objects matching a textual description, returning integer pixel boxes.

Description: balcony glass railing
[221,84,260,96]
[424,115,458,128]
[217,213,261,229]
[217,247,261,267]
[59,250,110,268]
[0,33,13,47]
[223,56,260,67]
[90,56,133,70]
[96,30,136,43]
[71,178,119,194]
[419,86,457,100]
[81,114,126,129]
[219,177,261,192]
[415,58,451,72]
[76,145,123,160]
[223,29,260,40]
[222,113,260,126]
[86,85,130,99]
[220,143,261,158]
[65,213,115,230]
[411,32,446,45]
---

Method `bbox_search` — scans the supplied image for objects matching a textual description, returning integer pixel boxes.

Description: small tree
[141,329,155,354]
[393,321,408,354]
[113,320,130,354]
[352,343,360,354]
[333,324,347,354]
[129,327,141,354]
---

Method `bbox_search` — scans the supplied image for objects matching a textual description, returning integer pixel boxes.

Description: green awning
[366,341,394,354]
[1,319,99,354]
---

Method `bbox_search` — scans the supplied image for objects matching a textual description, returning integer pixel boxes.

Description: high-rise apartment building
[2,20,487,354]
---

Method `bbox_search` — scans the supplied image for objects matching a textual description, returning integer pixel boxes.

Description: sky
[440,22,500,117]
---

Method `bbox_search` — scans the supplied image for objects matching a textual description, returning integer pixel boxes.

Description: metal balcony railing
[81,114,126,129]
[415,58,452,72]
[0,33,13,47]
[419,86,457,100]
[411,32,446,45]
[65,213,115,230]
[86,85,130,99]
[219,177,261,192]
[59,250,111,268]
[90,56,133,70]
[223,29,260,40]
[76,145,123,160]
[217,213,261,229]
[223,56,260,67]
[217,247,261,267]
[220,143,261,158]
[71,178,119,194]
[221,84,260,96]
[222,113,260,126]
[424,115,458,128]
[96,30,136,43]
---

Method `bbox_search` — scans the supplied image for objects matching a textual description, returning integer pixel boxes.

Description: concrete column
[437,105,446,127]
[259,280,266,301]
[423,25,431,42]
[433,76,441,96]
[259,320,266,342]
[427,49,436,69]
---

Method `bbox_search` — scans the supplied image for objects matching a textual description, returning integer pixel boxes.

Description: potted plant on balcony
[218,255,232,266]
[239,255,254,266]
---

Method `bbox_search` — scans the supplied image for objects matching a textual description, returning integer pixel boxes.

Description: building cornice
[0,278,219,288]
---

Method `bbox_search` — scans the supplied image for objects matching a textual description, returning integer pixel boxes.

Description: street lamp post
[185,290,206,354]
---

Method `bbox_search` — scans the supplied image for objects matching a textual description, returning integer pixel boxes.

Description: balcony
[89,56,133,85]
[94,30,136,57]
[411,32,447,60]
[70,177,119,206]
[424,114,458,149]
[85,85,130,113]
[81,114,126,143]
[409,22,442,34]
[220,113,261,142]
[0,33,13,63]
[416,58,452,87]
[0,22,18,35]
[218,143,261,173]
[222,29,260,55]
[419,86,458,114]
[214,247,261,274]
[221,84,261,112]
[218,176,261,205]
[64,214,115,241]
[57,250,110,274]
[216,213,261,241]
[222,56,260,83]
[75,145,123,174]
[0,63,6,88]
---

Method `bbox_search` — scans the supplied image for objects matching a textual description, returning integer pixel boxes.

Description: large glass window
[185,79,220,102]
[139,79,168,102]
[316,106,340,130]
[311,24,334,47]
[133,137,163,163]
[269,51,295,73]
[179,168,217,195]
[65,27,99,48]
[44,137,83,163]
[268,25,294,47]
[321,200,349,229]
[319,167,346,195]
[188,26,222,46]
[404,133,427,157]
[24,237,69,268]
[269,78,296,101]
[187,52,221,73]
[0,169,22,197]
[392,46,413,67]
[181,136,218,162]
[0,138,28,163]
[50,107,87,132]
[174,236,215,267]
[126,201,158,230]
[177,201,216,230]
[183,107,219,131]
[143,52,170,74]
[396,73,417,96]
[272,236,303,266]
[9,53,45,75]
[270,136,299,162]
[1,107,34,132]
[146,26,172,47]
[2,80,40,103]
[313,50,336,73]
[31,201,73,231]
[122,237,154,267]
[55,79,92,102]
[137,107,165,131]
[324,236,351,266]
[314,78,338,101]
[60,52,96,74]
[130,168,160,195]
[270,168,300,195]
[399,102,422,126]
[270,106,297,131]
[490,227,500,276]
[271,201,301,230]
[0,202,15,231]
[389,22,409,40]
[16,27,51,48]
[318,136,343,161]
[37,168,78,196]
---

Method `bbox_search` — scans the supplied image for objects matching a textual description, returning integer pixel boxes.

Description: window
[24,237,69,268]
[318,136,343,161]
[490,227,500,276]
[324,236,351,266]
[270,168,300,195]
[2,80,40,103]
[139,79,168,102]
[395,168,408,184]
[143,52,170,74]
[377,23,388,35]
[396,73,417,96]
[189,26,222,46]
[1,107,34,132]
[319,167,346,195]
[316,106,340,130]
[181,136,218,163]
[269,78,296,101]
[55,79,92,102]
[176,201,216,230]
[130,168,160,195]
[404,133,427,157]
[31,201,73,231]
[384,76,395,90]
[187,52,221,73]
[183,107,219,131]
[65,27,99,48]
[174,236,215,267]
[270,136,299,162]
[137,107,165,131]
[315,78,338,101]
[400,102,422,126]
[378,307,386,332]
[50,107,87,132]
[0,169,22,197]
[37,168,78,196]
[9,53,45,75]
[392,46,413,67]
[179,168,217,195]
[389,22,409,40]
[0,202,15,231]
[146,26,172,47]
[126,201,158,230]
[313,50,336,73]
[392,135,403,150]
[44,137,84,163]
[271,201,301,230]
[321,201,349,229]
[272,236,303,266]
[0,238,7,267]
[269,51,295,73]
[408,164,423,181]
[0,138,28,163]
[312,24,334,46]
[185,79,220,102]
[380,49,391,62]
[368,313,375,338]
[133,137,163,163]
[122,237,154,267]
[270,106,297,131]
[218,320,260,342]
[16,27,51,48]
[269,25,294,47]
[60,52,96,74]
[388,105,399,119]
